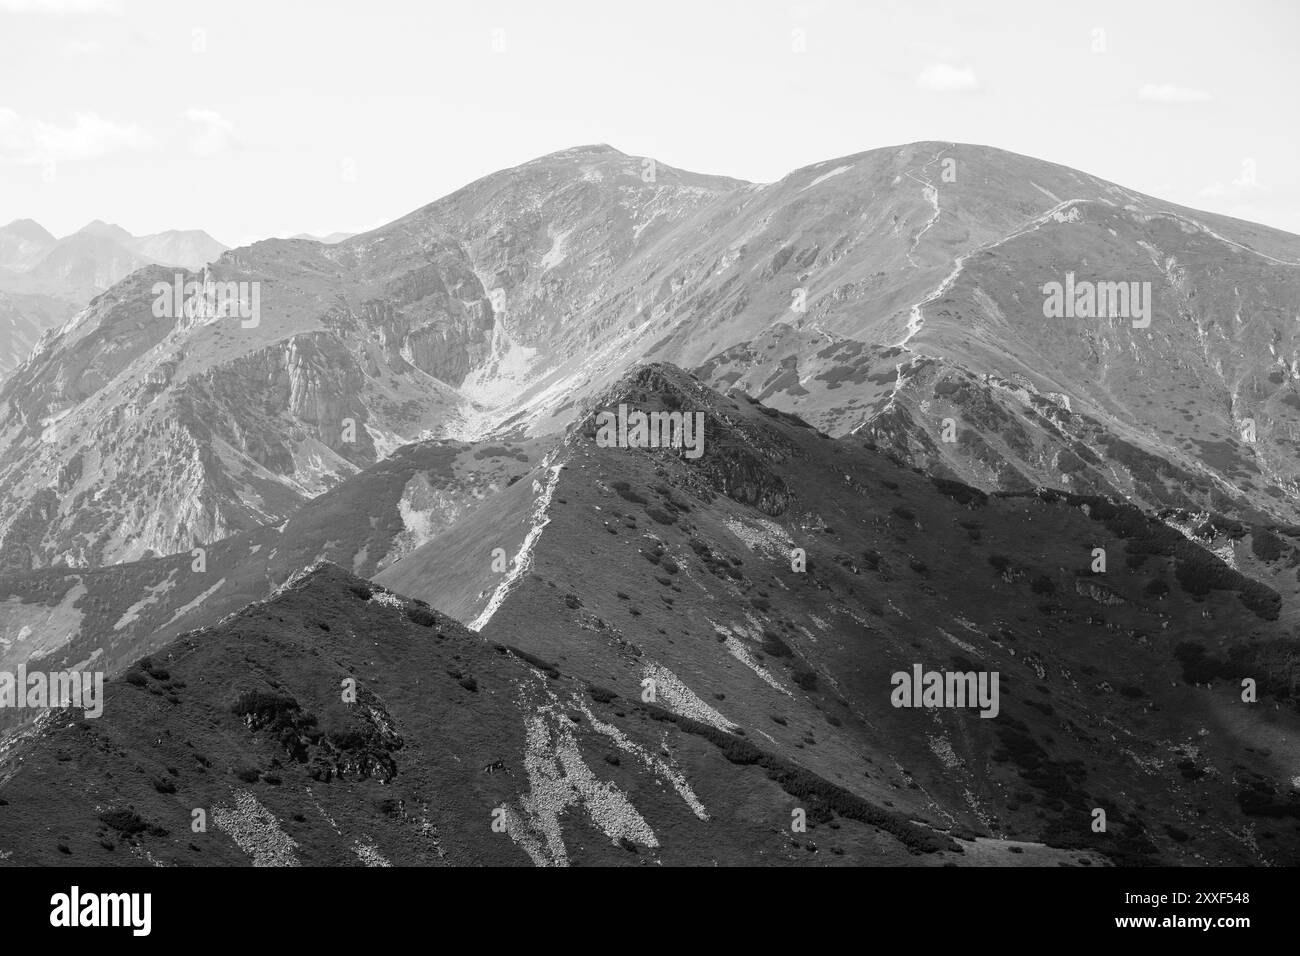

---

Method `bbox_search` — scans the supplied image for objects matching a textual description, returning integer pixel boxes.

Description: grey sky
[2,0,1296,245]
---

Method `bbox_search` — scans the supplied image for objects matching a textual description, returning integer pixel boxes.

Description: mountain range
[2,364,1297,865]
[0,219,228,379]
[1,142,1298,867]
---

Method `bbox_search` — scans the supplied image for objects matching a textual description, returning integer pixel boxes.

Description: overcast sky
[2,0,1296,247]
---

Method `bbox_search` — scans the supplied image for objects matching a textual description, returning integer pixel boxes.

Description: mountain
[21,232,157,299]
[0,438,539,682]
[291,232,357,245]
[0,291,77,379]
[0,147,744,566]
[0,219,226,295]
[132,229,228,270]
[0,221,227,379]
[75,219,136,247]
[2,140,1298,575]
[0,219,56,272]
[71,221,226,271]
[371,363,1300,865]
[0,562,1031,867]
[4,365,1297,865]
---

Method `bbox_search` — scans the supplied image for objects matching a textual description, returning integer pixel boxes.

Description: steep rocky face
[0,241,487,566]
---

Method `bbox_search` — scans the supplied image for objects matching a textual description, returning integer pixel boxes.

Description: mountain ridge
[3,140,1300,579]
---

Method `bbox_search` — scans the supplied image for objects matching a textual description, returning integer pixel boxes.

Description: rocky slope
[0,149,744,567]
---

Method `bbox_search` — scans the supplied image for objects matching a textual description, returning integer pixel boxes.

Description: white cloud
[184,108,237,156]
[1138,83,1211,104]
[0,109,154,163]
[0,0,120,14]
[916,63,978,93]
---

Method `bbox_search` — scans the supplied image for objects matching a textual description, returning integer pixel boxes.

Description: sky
[1,0,1297,247]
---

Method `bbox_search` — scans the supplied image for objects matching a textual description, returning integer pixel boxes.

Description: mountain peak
[1,218,55,243]
[550,142,626,158]
[75,219,135,244]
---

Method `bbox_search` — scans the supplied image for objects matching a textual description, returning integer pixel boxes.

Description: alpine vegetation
[595,403,705,459]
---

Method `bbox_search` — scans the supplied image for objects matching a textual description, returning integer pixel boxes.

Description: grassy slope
[0,564,1018,867]
[384,365,1300,865]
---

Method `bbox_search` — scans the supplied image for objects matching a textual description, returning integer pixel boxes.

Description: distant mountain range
[0,219,228,378]
[290,231,357,244]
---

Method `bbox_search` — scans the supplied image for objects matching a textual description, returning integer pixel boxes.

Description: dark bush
[645,508,677,525]
[930,477,988,506]
[1144,578,1169,598]
[760,630,793,658]
[1173,641,1223,684]
[791,667,819,691]
[407,606,439,627]
[506,647,560,679]
[1252,528,1283,563]
[99,809,155,838]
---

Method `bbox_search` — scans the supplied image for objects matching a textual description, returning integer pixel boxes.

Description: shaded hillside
[380,363,1300,865]
[0,564,1015,867]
